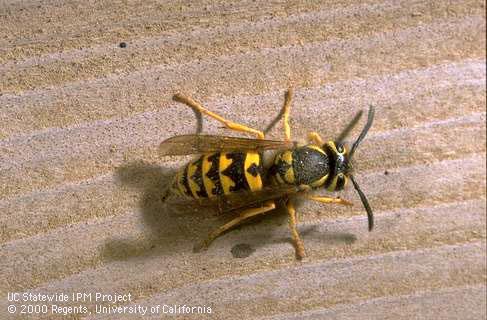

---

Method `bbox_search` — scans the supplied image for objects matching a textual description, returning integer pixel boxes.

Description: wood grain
[1,0,485,319]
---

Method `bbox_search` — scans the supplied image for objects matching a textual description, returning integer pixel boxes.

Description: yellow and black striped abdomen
[171,151,264,199]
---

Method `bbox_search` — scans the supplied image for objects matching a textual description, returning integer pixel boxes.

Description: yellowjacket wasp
[160,89,374,259]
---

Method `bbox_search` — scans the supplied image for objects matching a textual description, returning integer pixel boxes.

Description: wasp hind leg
[173,93,265,139]
[282,88,294,141]
[194,201,276,253]
[286,200,306,260]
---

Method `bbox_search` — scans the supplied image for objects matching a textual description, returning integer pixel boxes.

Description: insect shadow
[101,160,228,262]
[228,206,357,259]
[101,161,175,261]
[100,160,281,262]
[101,99,207,262]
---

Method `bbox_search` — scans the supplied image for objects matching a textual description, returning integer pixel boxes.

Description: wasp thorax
[271,145,330,189]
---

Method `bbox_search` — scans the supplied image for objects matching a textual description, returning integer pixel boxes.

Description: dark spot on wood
[119,42,127,48]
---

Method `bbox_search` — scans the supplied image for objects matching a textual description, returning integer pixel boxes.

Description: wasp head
[322,140,351,192]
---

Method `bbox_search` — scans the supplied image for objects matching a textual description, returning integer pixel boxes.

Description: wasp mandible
[160,89,374,259]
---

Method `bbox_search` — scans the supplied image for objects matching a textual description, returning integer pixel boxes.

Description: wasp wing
[166,184,303,214]
[159,134,294,156]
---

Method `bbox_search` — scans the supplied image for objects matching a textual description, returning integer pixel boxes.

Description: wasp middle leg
[173,93,265,139]
[194,200,276,252]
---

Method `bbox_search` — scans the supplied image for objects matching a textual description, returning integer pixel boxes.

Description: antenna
[349,106,375,159]
[350,175,374,231]
[336,110,363,144]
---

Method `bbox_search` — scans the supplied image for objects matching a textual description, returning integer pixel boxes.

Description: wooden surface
[1,0,486,319]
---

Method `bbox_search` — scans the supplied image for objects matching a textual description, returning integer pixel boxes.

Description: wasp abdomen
[272,145,330,188]
[171,151,264,199]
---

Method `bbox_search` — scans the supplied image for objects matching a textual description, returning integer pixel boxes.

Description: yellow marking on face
[326,141,338,153]
[310,174,328,188]
[244,152,263,192]
[219,153,235,195]
[201,155,216,198]
[326,141,347,155]
[187,160,201,198]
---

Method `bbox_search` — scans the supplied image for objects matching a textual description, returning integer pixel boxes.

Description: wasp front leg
[194,201,276,252]
[286,200,306,260]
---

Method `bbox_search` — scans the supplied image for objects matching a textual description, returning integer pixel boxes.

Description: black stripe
[206,153,224,196]
[181,165,193,197]
[191,156,208,198]
[221,152,249,192]
[246,162,261,177]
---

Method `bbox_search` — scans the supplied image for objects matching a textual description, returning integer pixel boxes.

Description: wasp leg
[308,132,324,145]
[307,195,353,206]
[194,201,276,252]
[283,88,293,141]
[286,200,306,260]
[173,93,265,139]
